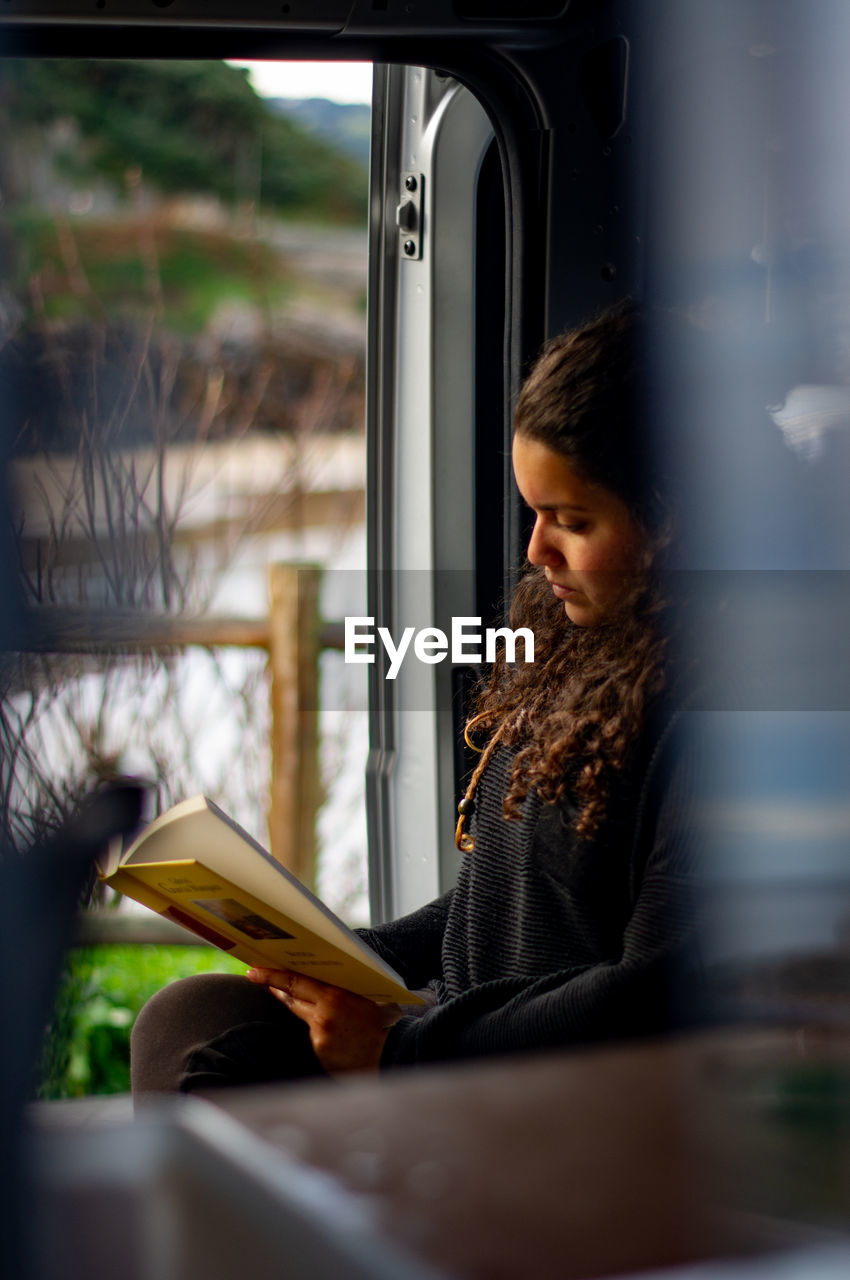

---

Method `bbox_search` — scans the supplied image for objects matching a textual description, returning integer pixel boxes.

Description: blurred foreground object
[1,785,143,1280]
[30,1027,850,1280]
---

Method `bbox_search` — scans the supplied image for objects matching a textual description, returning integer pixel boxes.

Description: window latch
[396,173,424,260]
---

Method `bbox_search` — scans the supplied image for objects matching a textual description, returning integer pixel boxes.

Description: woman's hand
[246,967,402,1076]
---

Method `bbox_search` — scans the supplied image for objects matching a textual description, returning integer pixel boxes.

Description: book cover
[101,796,422,1006]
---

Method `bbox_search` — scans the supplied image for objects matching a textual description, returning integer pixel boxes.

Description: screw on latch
[403,240,417,256]
[405,175,418,192]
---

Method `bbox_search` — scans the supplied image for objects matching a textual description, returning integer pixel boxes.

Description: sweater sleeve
[355,890,454,991]
[380,739,704,1067]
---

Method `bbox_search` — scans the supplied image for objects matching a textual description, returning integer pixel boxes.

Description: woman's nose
[527,517,563,567]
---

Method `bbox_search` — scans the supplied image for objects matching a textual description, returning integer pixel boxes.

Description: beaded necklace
[454,716,510,853]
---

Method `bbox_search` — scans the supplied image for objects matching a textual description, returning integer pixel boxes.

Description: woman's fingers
[246,966,321,1003]
[244,965,391,1074]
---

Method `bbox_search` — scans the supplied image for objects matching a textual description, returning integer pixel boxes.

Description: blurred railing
[18,562,338,945]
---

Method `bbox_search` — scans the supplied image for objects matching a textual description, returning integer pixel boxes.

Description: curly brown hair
[457,302,675,850]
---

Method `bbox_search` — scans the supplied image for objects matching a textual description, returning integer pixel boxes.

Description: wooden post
[267,563,323,886]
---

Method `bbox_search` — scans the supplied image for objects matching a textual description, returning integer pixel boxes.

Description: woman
[131,302,700,1093]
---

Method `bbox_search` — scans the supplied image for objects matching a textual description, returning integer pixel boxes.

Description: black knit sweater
[360,705,700,1068]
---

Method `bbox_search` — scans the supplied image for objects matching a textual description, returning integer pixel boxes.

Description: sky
[228,60,372,104]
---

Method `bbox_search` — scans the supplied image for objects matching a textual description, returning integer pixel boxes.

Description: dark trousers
[130,973,328,1096]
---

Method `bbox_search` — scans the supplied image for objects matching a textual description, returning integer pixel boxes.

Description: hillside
[270,98,371,168]
[0,60,369,454]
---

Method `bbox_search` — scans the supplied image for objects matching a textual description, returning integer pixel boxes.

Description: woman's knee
[130,971,282,1096]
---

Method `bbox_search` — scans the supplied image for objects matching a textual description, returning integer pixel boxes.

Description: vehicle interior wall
[366,65,515,917]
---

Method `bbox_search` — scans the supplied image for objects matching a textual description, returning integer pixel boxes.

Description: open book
[99,795,422,1006]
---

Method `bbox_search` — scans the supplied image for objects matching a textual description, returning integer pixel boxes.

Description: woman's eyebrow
[536,501,592,513]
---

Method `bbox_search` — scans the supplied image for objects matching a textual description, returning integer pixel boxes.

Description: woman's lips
[548,580,578,599]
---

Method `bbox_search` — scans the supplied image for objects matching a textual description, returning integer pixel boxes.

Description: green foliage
[6,212,292,332]
[1,58,367,222]
[38,944,245,1098]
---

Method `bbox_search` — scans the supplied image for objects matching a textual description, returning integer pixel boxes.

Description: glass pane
[0,57,372,1094]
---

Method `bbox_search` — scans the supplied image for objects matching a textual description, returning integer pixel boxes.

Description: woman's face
[512,433,647,627]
